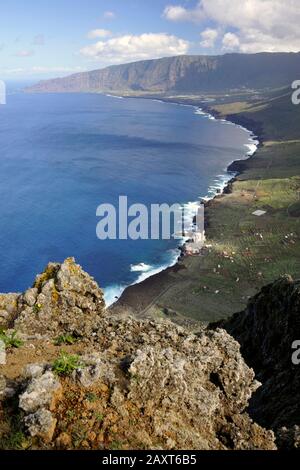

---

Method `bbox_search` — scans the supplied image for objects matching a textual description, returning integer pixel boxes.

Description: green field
[115,87,300,323]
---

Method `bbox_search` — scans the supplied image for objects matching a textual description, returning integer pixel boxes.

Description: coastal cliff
[0,258,299,450]
[212,276,300,449]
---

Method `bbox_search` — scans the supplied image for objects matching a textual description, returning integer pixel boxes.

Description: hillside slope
[27,53,300,94]
[113,86,300,322]
[212,276,300,449]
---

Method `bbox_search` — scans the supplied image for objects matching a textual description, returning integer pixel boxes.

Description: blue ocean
[0,87,255,304]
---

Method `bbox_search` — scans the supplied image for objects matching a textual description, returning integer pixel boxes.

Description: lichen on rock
[14,258,105,337]
[0,258,281,450]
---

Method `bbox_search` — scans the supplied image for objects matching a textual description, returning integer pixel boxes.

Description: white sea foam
[105,249,181,308]
[194,106,217,121]
[130,263,152,272]
[104,284,126,307]
[104,97,259,308]
[245,143,256,156]
[245,139,259,156]
[105,94,124,99]
[181,201,201,234]
[133,250,180,285]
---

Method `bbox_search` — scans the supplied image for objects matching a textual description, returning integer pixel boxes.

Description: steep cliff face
[26,52,300,94]
[0,259,275,450]
[213,276,300,448]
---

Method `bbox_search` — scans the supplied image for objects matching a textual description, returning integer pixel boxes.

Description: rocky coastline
[111,96,263,316]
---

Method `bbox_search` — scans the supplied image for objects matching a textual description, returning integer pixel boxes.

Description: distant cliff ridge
[27,53,300,94]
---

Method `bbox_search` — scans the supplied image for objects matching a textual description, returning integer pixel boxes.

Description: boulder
[14,258,105,337]
[24,408,57,442]
[19,371,62,413]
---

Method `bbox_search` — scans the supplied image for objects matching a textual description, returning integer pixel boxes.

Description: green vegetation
[94,412,104,423]
[72,423,88,447]
[0,429,30,450]
[0,398,30,450]
[33,303,42,314]
[54,334,78,346]
[110,440,123,450]
[0,330,23,349]
[127,87,300,323]
[52,351,83,376]
[66,410,76,421]
[85,392,98,403]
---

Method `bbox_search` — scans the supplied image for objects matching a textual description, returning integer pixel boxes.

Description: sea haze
[0,92,254,305]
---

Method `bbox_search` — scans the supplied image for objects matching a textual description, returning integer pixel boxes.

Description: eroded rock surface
[0,293,19,328]
[213,276,300,448]
[14,258,105,337]
[0,259,278,450]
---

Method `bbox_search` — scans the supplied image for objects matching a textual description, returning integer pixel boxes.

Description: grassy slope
[114,87,300,323]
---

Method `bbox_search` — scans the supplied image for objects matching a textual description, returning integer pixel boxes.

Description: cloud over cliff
[164,0,300,53]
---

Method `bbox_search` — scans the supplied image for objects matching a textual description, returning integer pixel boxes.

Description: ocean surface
[0,87,256,305]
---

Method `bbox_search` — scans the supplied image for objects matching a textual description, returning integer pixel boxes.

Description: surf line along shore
[110,97,259,313]
[182,203,206,256]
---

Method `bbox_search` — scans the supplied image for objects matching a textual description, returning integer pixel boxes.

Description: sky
[1,0,300,80]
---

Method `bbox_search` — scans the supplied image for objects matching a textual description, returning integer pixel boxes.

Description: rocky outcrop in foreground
[0,258,276,450]
[213,276,300,449]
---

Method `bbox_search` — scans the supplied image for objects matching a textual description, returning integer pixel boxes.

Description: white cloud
[163,4,204,23]
[15,49,34,57]
[200,28,218,48]
[222,32,240,50]
[80,33,190,64]
[87,29,111,39]
[164,0,300,53]
[103,11,115,20]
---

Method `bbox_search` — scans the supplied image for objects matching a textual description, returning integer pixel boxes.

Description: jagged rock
[23,363,47,379]
[0,260,283,450]
[24,408,57,442]
[212,276,300,448]
[56,432,72,449]
[0,375,6,399]
[126,331,275,450]
[0,375,16,400]
[72,353,115,388]
[0,339,5,365]
[19,370,62,413]
[14,258,105,337]
[11,318,275,450]
[0,293,19,328]
[276,426,300,450]
[19,368,62,443]
[23,288,38,307]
